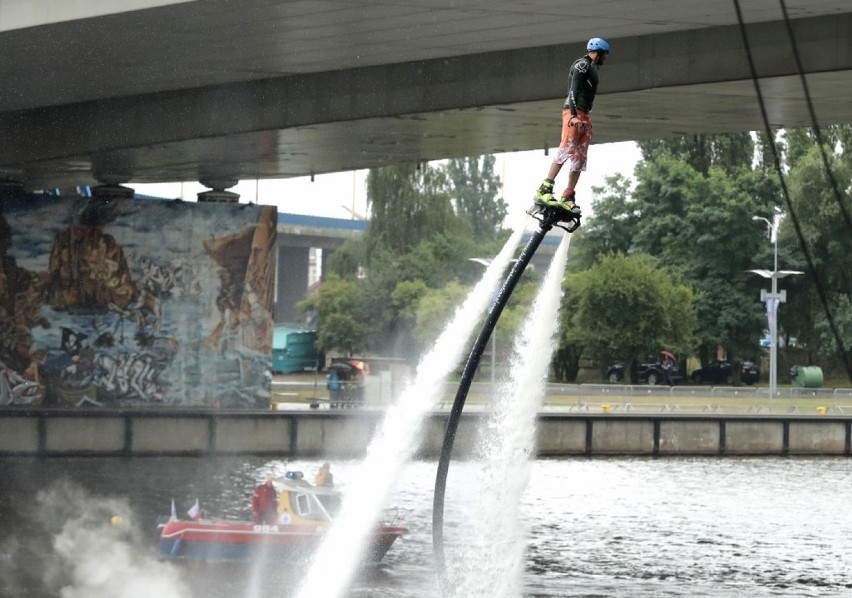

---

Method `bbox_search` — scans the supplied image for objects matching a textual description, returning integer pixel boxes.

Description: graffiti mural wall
[0,193,276,408]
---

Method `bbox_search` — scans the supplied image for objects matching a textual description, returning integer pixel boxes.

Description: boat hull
[158,519,406,563]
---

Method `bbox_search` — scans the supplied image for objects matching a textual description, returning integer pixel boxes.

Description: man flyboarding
[532,37,611,220]
[434,39,613,577]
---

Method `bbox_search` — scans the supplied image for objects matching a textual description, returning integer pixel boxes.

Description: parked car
[605,351,684,386]
[690,360,760,385]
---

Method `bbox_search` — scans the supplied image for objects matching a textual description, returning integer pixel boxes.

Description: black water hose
[432,209,566,588]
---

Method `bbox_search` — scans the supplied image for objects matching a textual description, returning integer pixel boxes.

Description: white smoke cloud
[30,481,189,598]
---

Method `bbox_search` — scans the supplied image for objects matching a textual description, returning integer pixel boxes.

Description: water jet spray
[432,205,579,588]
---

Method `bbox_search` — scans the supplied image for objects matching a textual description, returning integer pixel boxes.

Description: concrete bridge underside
[1,1,851,189]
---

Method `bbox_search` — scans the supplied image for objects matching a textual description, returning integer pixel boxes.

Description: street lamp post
[749,214,802,409]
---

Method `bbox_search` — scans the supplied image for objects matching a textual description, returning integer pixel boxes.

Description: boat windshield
[292,491,332,522]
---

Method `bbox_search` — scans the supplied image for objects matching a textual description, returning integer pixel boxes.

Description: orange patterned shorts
[554,109,592,172]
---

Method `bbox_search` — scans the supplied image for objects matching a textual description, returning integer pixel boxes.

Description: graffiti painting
[0,193,276,408]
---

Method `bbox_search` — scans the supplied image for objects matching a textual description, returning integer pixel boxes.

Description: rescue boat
[158,473,406,563]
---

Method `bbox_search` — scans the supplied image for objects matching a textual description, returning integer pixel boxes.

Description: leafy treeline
[301,128,852,383]
[300,156,512,361]
[569,127,851,380]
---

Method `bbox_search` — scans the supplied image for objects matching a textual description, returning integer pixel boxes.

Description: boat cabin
[276,471,340,524]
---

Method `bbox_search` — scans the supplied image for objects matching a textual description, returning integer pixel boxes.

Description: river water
[1,456,850,597]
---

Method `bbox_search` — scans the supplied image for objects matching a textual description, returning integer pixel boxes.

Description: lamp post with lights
[749,213,802,408]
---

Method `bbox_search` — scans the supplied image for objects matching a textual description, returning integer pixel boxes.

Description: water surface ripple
[1,457,850,597]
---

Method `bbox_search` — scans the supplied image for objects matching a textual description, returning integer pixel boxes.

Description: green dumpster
[273,327,325,374]
[790,365,823,388]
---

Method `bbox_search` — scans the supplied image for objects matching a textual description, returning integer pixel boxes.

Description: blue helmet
[587,37,611,54]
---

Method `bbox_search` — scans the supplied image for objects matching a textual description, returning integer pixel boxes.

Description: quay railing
[462,382,852,415]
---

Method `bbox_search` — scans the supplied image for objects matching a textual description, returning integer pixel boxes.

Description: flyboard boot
[527,182,582,231]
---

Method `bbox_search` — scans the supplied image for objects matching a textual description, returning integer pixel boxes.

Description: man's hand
[569,115,582,127]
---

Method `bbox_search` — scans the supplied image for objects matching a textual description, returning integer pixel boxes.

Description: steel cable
[731,0,851,381]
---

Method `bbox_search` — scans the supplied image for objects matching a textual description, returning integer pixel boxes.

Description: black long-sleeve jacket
[562,55,599,115]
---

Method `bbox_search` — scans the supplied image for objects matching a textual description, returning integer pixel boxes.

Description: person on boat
[251,475,279,524]
[314,462,334,487]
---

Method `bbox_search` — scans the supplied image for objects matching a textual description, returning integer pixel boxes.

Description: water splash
[295,221,528,598]
[451,232,571,598]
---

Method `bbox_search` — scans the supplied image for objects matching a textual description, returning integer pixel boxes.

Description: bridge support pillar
[320,248,333,282]
[275,246,310,323]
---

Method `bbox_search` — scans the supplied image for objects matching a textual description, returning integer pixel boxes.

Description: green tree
[783,124,852,171]
[567,129,848,379]
[684,167,777,362]
[445,155,506,240]
[783,128,814,168]
[631,154,702,267]
[488,277,539,360]
[365,163,460,257]
[414,280,471,347]
[297,275,368,356]
[324,237,367,279]
[414,274,539,371]
[567,253,697,370]
[394,228,479,289]
[638,133,753,175]
[811,295,852,367]
[554,272,585,382]
[390,279,430,359]
[630,148,778,366]
[319,161,480,357]
[778,143,852,368]
[571,173,638,269]
[359,158,515,357]
[754,130,780,174]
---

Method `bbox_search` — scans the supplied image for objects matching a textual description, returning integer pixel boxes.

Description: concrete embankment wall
[1,409,850,458]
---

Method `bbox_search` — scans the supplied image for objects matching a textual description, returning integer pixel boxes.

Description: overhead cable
[731,0,851,380]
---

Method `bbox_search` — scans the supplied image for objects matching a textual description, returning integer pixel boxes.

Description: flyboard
[432,202,580,587]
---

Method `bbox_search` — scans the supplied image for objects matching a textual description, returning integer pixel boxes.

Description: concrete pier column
[276,245,310,323]
[320,248,333,281]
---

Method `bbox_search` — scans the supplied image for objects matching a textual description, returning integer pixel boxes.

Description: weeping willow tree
[445,155,506,241]
[365,163,458,257]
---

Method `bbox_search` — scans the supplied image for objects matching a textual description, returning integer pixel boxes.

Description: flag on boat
[170,499,178,522]
[187,499,201,520]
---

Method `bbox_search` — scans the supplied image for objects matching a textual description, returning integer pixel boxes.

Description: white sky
[133,141,642,226]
